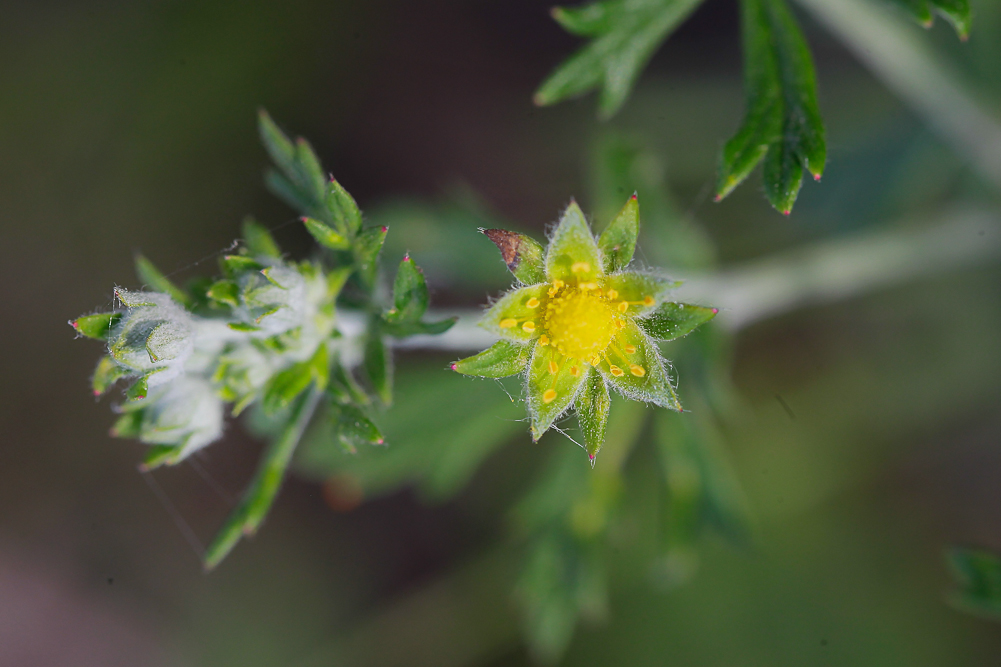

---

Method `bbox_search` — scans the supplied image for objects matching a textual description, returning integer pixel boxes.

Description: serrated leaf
[135,254,192,307]
[577,369,610,461]
[302,217,350,250]
[452,339,533,378]
[388,256,429,323]
[716,0,825,214]
[536,0,705,119]
[353,226,388,288]
[597,194,639,272]
[364,327,393,405]
[242,217,281,259]
[887,0,970,40]
[71,312,122,340]
[638,302,717,340]
[482,229,546,285]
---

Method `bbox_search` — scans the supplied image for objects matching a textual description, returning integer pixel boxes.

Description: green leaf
[206,279,239,307]
[379,317,457,338]
[452,340,533,378]
[134,254,192,307]
[481,229,546,285]
[329,363,370,406]
[479,284,549,342]
[527,344,590,441]
[603,272,680,316]
[597,194,639,272]
[241,217,281,259]
[326,266,352,301]
[91,356,128,396]
[324,179,363,237]
[126,373,151,401]
[388,256,429,323]
[947,547,1001,619]
[262,344,329,413]
[302,216,350,250]
[353,225,388,288]
[71,312,122,340]
[716,0,825,214]
[257,109,296,178]
[139,444,183,471]
[546,200,603,284]
[535,0,705,118]
[204,387,321,570]
[364,328,393,405]
[110,410,144,438]
[329,402,384,453]
[220,254,263,278]
[577,369,610,461]
[638,302,717,340]
[887,0,970,40]
[599,318,679,409]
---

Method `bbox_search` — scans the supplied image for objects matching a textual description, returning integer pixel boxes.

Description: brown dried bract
[482,229,524,272]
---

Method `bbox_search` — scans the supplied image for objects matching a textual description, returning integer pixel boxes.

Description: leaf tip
[713,194,722,203]
[381,226,388,233]
[813,173,822,182]
[782,209,791,216]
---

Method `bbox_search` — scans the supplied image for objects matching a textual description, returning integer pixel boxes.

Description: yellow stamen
[580,282,599,291]
[569,365,580,377]
[606,289,618,300]
[538,334,550,346]
[571,262,591,274]
[615,319,626,330]
[548,360,559,374]
[643,295,655,307]
[624,345,636,354]
[553,280,564,290]
[522,321,536,332]
[543,389,557,403]
[629,364,646,377]
[526,297,540,309]
[609,365,624,377]
[617,301,628,313]
[499,318,517,328]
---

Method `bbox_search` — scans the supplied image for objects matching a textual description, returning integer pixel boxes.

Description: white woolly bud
[108,289,194,388]
[139,377,224,460]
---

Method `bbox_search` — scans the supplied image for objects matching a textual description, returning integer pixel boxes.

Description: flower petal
[597,319,679,410]
[545,200,602,284]
[452,340,533,378]
[602,272,680,317]
[527,344,589,440]
[480,284,549,342]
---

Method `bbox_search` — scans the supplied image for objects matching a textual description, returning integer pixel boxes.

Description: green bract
[453,195,717,462]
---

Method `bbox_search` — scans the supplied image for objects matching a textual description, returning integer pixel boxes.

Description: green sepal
[452,340,533,378]
[479,284,548,342]
[242,217,281,259]
[577,369,610,462]
[114,287,157,308]
[353,225,388,288]
[546,200,603,283]
[126,373,153,401]
[597,194,639,272]
[380,317,457,338]
[220,254,263,278]
[888,0,971,40]
[329,402,384,454]
[302,216,350,250]
[110,410,144,438]
[527,345,589,441]
[715,0,825,214]
[638,302,717,341]
[262,344,328,413]
[482,229,546,285]
[206,279,239,307]
[145,321,186,363]
[134,254,192,308]
[91,356,128,396]
[139,444,183,471]
[603,272,680,316]
[260,266,292,289]
[364,327,393,405]
[324,179,363,237]
[599,319,679,410]
[72,312,122,340]
[387,256,429,323]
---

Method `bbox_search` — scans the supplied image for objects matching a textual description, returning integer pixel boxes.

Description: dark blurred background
[2,0,1001,665]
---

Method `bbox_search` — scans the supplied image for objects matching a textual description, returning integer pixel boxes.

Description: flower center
[543,288,616,360]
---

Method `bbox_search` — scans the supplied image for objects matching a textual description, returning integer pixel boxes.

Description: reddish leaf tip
[630,193,637,200]
[782,210,791,216]
[380,226,388,233]
[449,363,458,371]
[588,453,595,461]
[713,194,722,203]
[813,173,822,182]
[376,438,385,445]
[712,308,719,314]
[71,319,80,329]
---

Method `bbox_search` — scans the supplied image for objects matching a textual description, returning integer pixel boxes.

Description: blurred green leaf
[639,302,717,341]
[536,0,705,119]
[302,216,350,250]
[263,344,328,413]
[947,547,1001,619]
[379,317,457,338]
[91,355,128,396]
[388,256,429,323]
[135,254,192,307]
[716,0,825,214]
[354,225,388,288]
[71,312,121,340]
[364,327,392,405]
[887,0,971,39]
[220,254,262,277]
[139,444,182,472]
[324,178,364,237]
[241,217,282,259]
[206,279,239,307]
[328,402,383,453]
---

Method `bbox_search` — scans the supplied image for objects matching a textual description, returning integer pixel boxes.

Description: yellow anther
[569,365,580,377]
[522,321,536,332]
[624,345,636,354]
[553,280,565,290]
[609,365,625,377]
[629,364,646,377]
[615,319,626,330]
[580,282,599,291]
[606,289,618,300]
[499,318,517,328]
[538,334,550,346]
[571,262,591,274]
[548,360,559,374]
[526,297,540,309]
[543,389,557,403]
[617,301,628,313]
[590,355,601,366]
[643,295,655,307]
